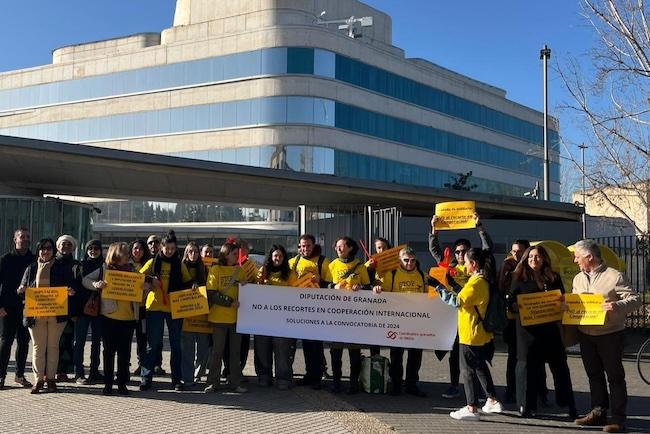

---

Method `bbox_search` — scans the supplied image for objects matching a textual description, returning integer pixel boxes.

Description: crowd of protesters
[0,220,641,433]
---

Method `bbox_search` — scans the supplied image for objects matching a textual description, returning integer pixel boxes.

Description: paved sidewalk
[0,333,648,434]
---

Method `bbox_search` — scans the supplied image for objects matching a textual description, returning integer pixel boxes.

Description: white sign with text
[237,284,457,350]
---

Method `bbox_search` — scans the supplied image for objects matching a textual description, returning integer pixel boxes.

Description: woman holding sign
[139,230,193,391]
[18,238,77,394]
[510,246,577,419]
[180,241,210,387]
[328,237,371,394]
[130,239,150,377]
[254,244,298,390]
[204,240,247,393]
[82,242,146,395]
[433,248,503,421]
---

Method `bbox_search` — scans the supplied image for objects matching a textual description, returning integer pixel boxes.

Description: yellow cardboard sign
[372,245,407,276]
[182,315,214,334]
[429,267,449,288]
[562,293,606,325]
[202,257,216,267]
[25,287,68,317]
[103,270,145,302]
[517,289,563,326]
[170,286,209,319]
[295,272,319,288]
[434,201,476,230]
[241,260,258,283]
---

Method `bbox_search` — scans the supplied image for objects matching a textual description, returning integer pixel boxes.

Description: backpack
[359,355,390,394]
[474,287,508,333]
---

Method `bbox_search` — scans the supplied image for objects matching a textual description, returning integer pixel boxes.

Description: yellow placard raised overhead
[182,315,214,334]
[372,245,407,276]
[25,287,68,317]
[434,201,476,230]
[103,270,145,302]
[170,286,210,320]
[562,293,606,325]
[516,289,563,326]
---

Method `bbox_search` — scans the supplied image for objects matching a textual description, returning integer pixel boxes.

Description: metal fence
[596,235,649,329]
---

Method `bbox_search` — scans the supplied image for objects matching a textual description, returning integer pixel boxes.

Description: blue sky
[0,0,595,191]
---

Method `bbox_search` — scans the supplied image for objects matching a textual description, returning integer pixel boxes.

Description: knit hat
[85,239,102,251]
[56,234,78,252]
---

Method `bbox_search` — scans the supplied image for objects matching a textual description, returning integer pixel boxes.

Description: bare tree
[557,0,649,234]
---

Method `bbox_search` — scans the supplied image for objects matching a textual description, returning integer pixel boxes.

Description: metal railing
[596,235,649,329]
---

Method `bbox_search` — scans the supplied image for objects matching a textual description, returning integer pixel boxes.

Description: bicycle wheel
[638,337,650,386]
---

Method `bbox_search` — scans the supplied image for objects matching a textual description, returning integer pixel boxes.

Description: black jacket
[0,249,36,314]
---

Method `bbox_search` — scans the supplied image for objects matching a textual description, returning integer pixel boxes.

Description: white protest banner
[237,284,457,350]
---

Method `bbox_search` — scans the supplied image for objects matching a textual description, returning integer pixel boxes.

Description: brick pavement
[0,333,648,434]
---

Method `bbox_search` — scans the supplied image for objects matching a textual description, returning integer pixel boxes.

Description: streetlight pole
[540,45,551,201]
[578,143,588,238]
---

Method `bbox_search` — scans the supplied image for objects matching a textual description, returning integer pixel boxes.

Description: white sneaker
[481,399,503,414]
[450,406,480,421]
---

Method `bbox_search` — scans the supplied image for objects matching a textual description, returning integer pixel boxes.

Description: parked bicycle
[639,336,650,386]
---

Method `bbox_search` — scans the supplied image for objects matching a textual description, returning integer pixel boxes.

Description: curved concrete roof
[0,134,581,221]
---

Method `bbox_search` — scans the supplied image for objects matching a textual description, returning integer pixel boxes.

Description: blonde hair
[105,242,129,266]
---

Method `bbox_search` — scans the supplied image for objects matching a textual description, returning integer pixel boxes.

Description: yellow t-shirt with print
[139,258,192,313]
[104,300,136,321]
[288,255,332,283]
[206,264,244,324]
[457,274,493,346]
[329,259,371,288]
[381,268,426,293]
[452,263,470,287]
[258,269,299,287]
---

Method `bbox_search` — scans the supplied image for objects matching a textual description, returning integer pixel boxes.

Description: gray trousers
[254,335,296,386]
[207,325,242,388]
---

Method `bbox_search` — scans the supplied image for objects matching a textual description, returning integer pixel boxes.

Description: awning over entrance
[0,135,581,221]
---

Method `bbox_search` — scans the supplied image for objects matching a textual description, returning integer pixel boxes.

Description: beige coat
[571,262,641,336]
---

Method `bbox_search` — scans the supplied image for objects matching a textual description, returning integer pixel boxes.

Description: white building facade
[0,0,561,201]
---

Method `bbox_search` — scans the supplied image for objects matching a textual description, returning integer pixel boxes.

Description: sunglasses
[148,240,160,245]
[455,249,467,255]
[87,246,100,251]
[402,258,417,263]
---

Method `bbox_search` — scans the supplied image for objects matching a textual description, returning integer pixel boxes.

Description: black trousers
[503,319,517,397]
[330,347,361,384]
[460,343,497,407]
[578,330,627,424]
[302,339,324,383]
[101,317,135,387]
[389,347,422,387]
[135,308,147,368]
[0,311,30,378]
[223,333,249,374]
[450,333,460,386]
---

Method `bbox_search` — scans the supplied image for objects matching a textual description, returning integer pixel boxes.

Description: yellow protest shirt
[104,300,136,321]
[289,255,332,283]
[206,264,243,324]
[139,259,192,313]
[329,259,371,288]
[381,268,426,293]
[452,263,470,287]
[456,274,493,346]
[258,269,299,287]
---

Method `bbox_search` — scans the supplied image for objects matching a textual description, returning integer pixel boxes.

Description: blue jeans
[141,311,182,384]
[74,315,102,378]
[181,331,211,383]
